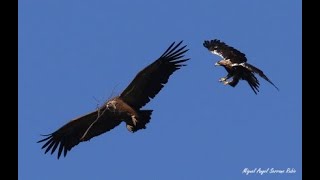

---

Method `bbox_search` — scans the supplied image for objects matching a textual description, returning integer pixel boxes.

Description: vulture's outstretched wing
[203,39,247,63]
[37,108,121,159]
[239,63,279,91]
[120,41,189,109]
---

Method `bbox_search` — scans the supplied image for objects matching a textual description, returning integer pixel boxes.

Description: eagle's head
[215,61,222,66]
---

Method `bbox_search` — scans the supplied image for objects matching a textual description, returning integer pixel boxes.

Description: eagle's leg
[219,77,227,82]
[223,80,230,85]
[131,115,138,126]
[219,73,233,82]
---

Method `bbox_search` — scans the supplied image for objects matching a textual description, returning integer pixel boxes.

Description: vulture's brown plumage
[38,41,189,159]
[203,39,279,94]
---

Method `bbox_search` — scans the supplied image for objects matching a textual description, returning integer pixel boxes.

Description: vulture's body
[38,41,189,159]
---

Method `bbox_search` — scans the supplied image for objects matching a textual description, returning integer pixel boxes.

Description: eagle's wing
[120,41,189,109]
[240,63,279,91]
[37,108,121,159]
[203,39,247,63]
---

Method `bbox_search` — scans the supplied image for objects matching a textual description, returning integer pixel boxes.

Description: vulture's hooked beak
[215,62,220,66]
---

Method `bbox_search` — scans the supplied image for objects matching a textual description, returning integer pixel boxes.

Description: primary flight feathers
[38,41,189,159]
[203,39,279,94]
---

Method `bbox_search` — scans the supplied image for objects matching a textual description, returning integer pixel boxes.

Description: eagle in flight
[203,39,279,94]
[38,41,189,159]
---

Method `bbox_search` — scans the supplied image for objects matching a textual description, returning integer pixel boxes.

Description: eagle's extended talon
[219,77,227,82]
[223,81,229,85]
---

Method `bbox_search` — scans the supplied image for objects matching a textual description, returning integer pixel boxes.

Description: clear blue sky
[19,0,301,179]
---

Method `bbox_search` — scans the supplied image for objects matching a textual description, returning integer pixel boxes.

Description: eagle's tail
[242,63,279,91]
[126,110,153,133]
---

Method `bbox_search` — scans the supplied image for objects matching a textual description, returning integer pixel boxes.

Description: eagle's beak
[215,62,220,66]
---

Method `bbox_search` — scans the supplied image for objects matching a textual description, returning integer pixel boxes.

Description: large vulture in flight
[38,41,189,159]
[203,39,279,94]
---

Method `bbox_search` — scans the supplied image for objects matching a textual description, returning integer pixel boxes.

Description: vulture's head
[106,99,117,110]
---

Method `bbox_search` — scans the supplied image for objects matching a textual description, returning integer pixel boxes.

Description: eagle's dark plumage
[38,41,189,159]
[203,39,278,94]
